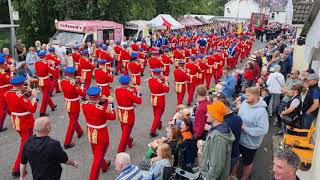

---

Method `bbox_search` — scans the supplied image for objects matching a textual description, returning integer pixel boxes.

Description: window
[51,30,85,47]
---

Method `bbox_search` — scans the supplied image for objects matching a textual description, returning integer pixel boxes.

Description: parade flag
[237,23,243,34]
[161,16,172,29]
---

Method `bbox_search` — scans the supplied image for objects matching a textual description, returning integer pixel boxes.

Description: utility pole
[7,0,16,58]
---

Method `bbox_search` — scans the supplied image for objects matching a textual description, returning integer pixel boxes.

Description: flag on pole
[237,23,243,34]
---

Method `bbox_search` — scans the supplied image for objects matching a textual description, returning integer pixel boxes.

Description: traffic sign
[12,11,19,21]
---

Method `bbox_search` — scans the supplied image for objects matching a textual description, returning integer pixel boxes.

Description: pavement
[0,40,277,180]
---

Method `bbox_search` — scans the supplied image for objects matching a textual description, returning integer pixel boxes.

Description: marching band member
[0,55,12,132]
[128,52,144,86]
[5,76,38,177]
[59,67,85,149]
[35,51,57,117]
[115,75,142,153]
[185,55,200,106]
[173,61,190,105]
[82,86,116,180]
[148,68,169,137]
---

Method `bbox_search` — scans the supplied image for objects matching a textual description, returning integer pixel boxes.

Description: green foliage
[11,0,226,46]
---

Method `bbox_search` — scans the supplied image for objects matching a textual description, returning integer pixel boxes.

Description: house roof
[300,1,320,37]
[292,1,314,24]
[225,0,272,9]
[270,0,288,12]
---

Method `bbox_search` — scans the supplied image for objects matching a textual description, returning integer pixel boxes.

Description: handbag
[145,146,156,159]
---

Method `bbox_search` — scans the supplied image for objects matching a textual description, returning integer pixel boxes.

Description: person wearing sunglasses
[26,47,39,75]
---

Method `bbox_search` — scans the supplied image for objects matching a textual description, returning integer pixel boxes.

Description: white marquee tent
[148,14,185,30]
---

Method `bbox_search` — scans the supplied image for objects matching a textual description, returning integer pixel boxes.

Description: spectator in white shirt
[266,65,285,125]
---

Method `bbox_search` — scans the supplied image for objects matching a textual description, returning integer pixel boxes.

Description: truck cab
[124,20,150,41]
[51,20,124,49]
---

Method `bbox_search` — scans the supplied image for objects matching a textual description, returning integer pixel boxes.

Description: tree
[12,0,226,46]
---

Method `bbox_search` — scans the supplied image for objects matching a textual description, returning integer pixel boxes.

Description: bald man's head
[115,153,130,171]
[34,117,52,135]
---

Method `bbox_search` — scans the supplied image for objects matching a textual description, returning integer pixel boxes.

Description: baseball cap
[306,73,319,81]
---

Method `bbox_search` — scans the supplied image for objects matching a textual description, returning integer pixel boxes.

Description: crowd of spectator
[1,22,318,180]
[125,25,319,180]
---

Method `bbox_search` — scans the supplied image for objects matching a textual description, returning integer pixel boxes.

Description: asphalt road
[0,40,275,180]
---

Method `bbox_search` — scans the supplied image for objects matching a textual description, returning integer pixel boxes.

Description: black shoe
[12,171,20,177]
[276,130,284,136]
[77,131,83,138]
[0,127,8,132]
[141,73,144,77]
[40,113,49,117]
[149,133,158,138]
[51,105,57,111]
[64,143,75,149]
[102,160,112,173]
[56,91,62,94]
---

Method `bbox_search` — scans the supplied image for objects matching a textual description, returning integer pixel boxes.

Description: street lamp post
[7,0,16,58]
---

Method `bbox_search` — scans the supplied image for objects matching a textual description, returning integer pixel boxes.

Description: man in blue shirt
[115,153,143,180]
[302,74,320,128]
[222,68,236,104]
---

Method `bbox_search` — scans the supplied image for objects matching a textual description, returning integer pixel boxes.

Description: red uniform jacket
[184,49,191,60]
[99,51,113,64]
[95,49,103,59]
[197,61,208,81]
[59,79,85,113]
[191,47,198,55]
[131,43,139,52]
[82,102,116,144]
[149,47,158,53]
[5,90,38,131]
[114,87,142,126]
[79,57,94,80]
[45,54,61,79]
[205,55,215,74]
[114,45,122,60]
[137,52,146,65]
[94,68,113,96]
[148,57,163,70]
[35,61,53,87]
[45,54,61,67]
[128,62,143,85]
[213,54,224,69]
[185,62,200,84]
[173,50,184,60]
[161,54,172,74]
[173,69,190,93]
[72,52,81,64]
[120,49,131,64]
[0,69,12,100]
[148,77,169,107]
[141,43,149,51]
